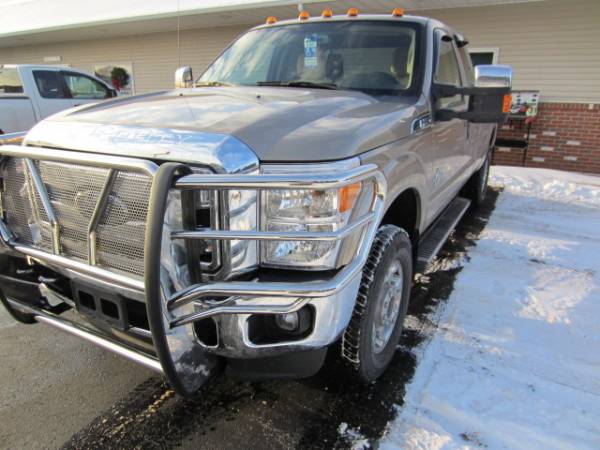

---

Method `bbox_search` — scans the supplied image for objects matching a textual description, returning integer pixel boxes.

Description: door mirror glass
[175,66,194,89]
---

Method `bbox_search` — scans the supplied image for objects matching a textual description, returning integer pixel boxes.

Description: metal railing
[165,164,387,328]
[0,144,387,393]
[0,145,157,293]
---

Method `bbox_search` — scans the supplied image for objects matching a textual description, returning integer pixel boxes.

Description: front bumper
[0,143,386,397]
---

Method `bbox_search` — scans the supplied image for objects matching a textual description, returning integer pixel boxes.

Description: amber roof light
[266,16,277,24]
[347,7,359,17]
[322,8,333,18]
[392,8,404,17]
[299,10,310,20]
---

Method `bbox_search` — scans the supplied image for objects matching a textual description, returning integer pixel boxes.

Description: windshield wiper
[257,80,338,90]
[195,81,236,87]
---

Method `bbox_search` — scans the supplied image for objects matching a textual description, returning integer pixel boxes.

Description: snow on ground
[381,166,600,450]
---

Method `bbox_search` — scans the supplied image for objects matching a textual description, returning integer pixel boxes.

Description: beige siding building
[1,0,599,171]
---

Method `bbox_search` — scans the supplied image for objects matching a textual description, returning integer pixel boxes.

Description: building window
[468,47,499,66]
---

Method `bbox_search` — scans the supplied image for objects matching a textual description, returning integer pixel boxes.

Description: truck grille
[0,157,152,277]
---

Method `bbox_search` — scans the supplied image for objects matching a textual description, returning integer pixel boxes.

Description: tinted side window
[457,45,475,86]
[0,68,24,94]
[33,70,67,99]
[434,37,462,108]
[62,72,109,99]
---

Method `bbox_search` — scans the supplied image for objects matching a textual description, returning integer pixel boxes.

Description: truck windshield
[198,20,422,96]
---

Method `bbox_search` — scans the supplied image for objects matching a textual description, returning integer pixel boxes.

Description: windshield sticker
[304,35,318,67]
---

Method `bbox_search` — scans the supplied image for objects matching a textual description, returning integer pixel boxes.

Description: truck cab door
[60,71,113,107]
[30,69,74,119]
[428,31,469,220]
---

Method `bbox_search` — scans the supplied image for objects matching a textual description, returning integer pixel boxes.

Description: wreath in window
[110,67,130,92]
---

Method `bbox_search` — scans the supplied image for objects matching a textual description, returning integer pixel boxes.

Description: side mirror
[473,64,512,88]
[175,66,194,89]
[433,64,513,123]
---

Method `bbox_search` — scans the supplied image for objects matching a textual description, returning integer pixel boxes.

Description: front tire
[341,225,413,383]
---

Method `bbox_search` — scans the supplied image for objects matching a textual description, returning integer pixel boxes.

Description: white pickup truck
[0,64,116,135]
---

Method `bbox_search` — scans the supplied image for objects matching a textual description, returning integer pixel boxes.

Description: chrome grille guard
[0,144,386,396]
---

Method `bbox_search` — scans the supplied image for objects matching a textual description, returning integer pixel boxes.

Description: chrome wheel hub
[372,260,404,354]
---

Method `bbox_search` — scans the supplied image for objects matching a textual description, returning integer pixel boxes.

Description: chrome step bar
[416,196,471,272]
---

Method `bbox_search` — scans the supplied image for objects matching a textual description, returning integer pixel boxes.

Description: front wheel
[341,224,413,383]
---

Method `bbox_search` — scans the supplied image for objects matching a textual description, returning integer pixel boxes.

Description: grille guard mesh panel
[1,157,152,277]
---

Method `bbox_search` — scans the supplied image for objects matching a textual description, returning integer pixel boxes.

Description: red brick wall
[493,103,600,174]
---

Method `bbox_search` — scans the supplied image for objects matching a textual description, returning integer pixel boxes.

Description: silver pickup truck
[0,11,511,397]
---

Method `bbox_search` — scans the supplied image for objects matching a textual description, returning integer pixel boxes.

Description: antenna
[177,0,181,67]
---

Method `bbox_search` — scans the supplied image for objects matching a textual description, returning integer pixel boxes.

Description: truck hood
[26,87,419,163]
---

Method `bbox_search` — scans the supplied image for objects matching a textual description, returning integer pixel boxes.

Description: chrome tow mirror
[434,64,513,123]
[474,64,512,88]
[175,66,194,89]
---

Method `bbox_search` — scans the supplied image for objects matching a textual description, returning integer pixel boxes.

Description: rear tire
[463,148,491,207]
[341,224,413,383]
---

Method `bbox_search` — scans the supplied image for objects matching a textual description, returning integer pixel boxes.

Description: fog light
[275,312,299,331]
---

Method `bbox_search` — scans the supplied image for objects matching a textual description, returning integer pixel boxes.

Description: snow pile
[491,167,600,207]
[338,422,370,449]
[381,166,600,450]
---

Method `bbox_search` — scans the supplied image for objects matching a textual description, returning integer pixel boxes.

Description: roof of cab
[252,13,443,31]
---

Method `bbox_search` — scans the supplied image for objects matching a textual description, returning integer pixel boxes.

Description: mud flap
[145,163,222,398]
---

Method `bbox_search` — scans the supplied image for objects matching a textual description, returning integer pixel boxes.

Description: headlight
[260,159,363,270]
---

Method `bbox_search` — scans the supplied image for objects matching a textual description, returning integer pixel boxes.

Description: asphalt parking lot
[0,189,500,450]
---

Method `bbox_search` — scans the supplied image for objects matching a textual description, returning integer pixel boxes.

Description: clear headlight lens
[260,159,362,270]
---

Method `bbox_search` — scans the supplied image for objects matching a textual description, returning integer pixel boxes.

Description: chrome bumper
[0,144,386,396]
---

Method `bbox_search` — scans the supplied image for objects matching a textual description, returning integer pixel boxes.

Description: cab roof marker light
[392,8,404,17]
[299,11,310,20]
[266,16,277,24]
[322,8,333,18]
[347,7,359,17]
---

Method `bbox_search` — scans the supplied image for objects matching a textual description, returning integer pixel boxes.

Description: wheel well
[381,189,420,245]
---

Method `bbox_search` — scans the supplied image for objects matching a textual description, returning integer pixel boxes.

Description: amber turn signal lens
[299,10,310,20]
[322,8,333,18]
[0,135,24,145]
[502,94,512,113]
[339,182,361,213]
[347,7,359,17]
[392,8,404,17]
[265,16,277,24]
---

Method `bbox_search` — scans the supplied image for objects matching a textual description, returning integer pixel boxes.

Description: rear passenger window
[33,70,67,99]
[0,68,24,94]
[435,36,463,108]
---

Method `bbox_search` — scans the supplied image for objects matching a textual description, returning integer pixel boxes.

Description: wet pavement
[1,190,500,450]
